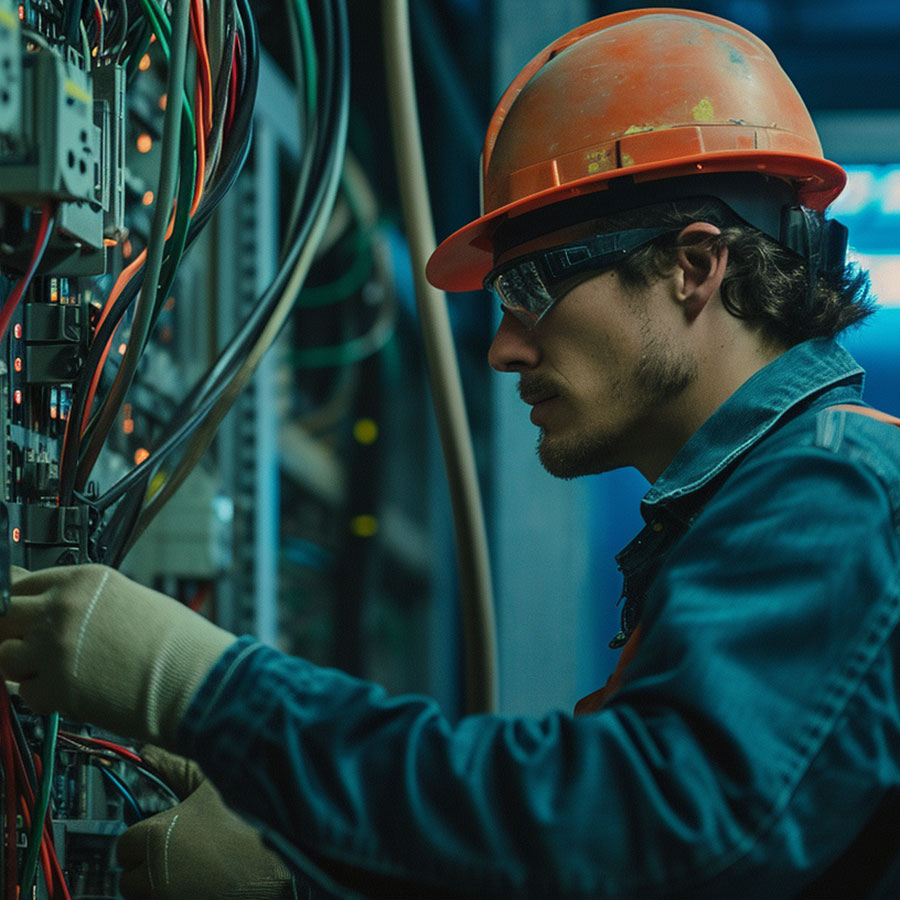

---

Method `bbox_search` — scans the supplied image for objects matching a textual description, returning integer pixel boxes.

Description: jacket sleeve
[176,419,900,900]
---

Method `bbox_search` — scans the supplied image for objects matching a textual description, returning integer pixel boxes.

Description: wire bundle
[1,2,346,895]
[0,686,70,900]
[57,0,259,516]
[80,0,349,566]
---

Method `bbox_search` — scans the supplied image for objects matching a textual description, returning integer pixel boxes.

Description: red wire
[12,735,72,899]
[0,202,55,341]
[0,685,19,900]
[62,733,143,765]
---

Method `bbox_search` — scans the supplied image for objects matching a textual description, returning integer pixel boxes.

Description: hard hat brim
[426,152,846,293]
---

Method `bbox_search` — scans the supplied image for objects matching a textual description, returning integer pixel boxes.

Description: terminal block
[0,49,100,205]
[8,503,90,569]
[0,46,105,257]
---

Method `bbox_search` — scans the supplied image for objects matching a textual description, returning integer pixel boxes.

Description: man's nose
[488,312,540,372]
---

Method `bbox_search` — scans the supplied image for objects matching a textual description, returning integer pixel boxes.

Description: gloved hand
[117,745,295,900]
[0,564,237,746]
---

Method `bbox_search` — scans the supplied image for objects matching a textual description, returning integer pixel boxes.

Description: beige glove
[0,564,237,746]
[117,745,295,900]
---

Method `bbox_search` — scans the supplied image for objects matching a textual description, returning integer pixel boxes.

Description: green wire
[292,0,317,123]
[138,0,172,48]
[131,0,198,352]
[20,713,59,894]
[297,227,373,307]
[289,319,397,369]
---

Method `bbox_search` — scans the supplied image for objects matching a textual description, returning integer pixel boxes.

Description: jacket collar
[642,338,865,517]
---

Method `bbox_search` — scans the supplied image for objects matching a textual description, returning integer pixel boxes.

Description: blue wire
[98,765,145,823]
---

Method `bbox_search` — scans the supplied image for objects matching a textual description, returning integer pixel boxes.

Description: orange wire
[79,214,176,439]
[190,69,207,216]
[189,0,213,134]
[189,0,212,215]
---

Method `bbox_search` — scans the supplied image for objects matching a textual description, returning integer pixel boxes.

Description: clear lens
[492,259,557,328]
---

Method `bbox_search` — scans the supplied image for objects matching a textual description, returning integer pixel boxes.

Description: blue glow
[832,165,900,306]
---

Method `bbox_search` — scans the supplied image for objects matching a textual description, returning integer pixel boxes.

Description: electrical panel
[0,0,451,896]
[0,2,241,895]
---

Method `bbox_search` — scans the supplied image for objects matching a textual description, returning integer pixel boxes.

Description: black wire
[96,0,348,531]
[8,704,38,795]
[157,0,340,424]
[59,0,259,507]
[103,0,129,60]
[65,0,87,48]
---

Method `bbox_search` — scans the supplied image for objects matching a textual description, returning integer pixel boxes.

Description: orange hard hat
[426,8,846,292]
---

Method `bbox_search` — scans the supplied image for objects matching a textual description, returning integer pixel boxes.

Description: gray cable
[382,0,497,714]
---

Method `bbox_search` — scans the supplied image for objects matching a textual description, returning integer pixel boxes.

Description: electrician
[3,8,900,899]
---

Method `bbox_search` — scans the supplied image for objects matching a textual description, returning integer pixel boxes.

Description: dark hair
[605,198,876,347]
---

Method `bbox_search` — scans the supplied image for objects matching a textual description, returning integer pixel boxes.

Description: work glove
[0,564,237,746]
[117,745,295,900]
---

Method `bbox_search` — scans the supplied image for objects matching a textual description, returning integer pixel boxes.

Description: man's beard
[536,324,697,479]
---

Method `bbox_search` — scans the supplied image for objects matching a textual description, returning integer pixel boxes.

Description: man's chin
[537,432,616,479]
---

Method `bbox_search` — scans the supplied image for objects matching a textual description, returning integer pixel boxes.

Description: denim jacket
[179,338,900,899]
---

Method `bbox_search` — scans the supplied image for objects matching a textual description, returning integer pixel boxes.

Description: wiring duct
[381,0,497,714]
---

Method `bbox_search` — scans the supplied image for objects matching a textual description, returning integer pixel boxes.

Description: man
[3,8,900,899]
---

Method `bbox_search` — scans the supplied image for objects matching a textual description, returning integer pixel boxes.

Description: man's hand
[0,565,236,745]
[117,746,295,900]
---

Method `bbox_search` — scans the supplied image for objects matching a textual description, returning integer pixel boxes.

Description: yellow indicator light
[353,418,379,445]
[135,448,150,465]
[142,190,154,206]
[136,133,153,153]
[118,343,127,355]
[123,418,134,435]
[139,53,151,71]
[350,514,378,538]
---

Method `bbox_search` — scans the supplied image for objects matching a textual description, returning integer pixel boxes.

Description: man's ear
[674,222,728,319]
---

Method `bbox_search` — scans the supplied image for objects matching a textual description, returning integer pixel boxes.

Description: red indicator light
[12,528,20,542]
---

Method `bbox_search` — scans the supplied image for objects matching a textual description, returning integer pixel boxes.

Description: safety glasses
[483,226,676,328]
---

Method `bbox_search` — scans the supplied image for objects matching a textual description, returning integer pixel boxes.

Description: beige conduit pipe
[382,0,497,714]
